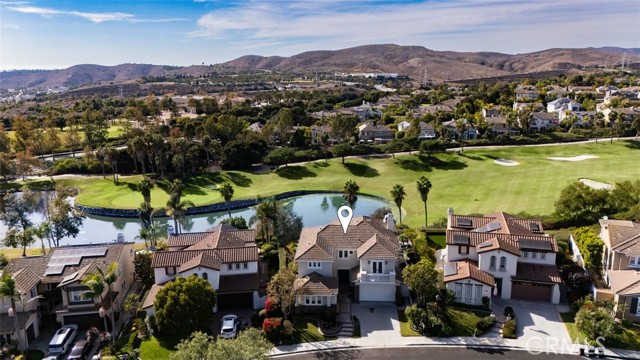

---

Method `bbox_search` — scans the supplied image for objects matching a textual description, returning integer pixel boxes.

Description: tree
[390,184,406,225]
[333,143,352,164]
[330,114,358,142]
[83,263,119,338]
[138,177,154,205]
[219,182,234,218]
[123,293,140,318]
[170,328,271,360]
[405,304,429,334]
[402,259,442,308]
[343,179,359,207]
[266,263,297,320]
[264,147,295,168]
[416,176,432,229]
[220,216,248,229]
[165,196,194,234]
[554,182,611,225]
[46,184,85,248]
[575,299,614,344]
[134,252,154,287]
[106,146,120,183]
[155,275,217,339]
[0,191,38,256]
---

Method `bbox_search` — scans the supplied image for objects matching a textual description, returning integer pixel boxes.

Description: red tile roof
[443,260,495,286]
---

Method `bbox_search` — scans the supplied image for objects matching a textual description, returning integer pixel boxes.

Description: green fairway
[6,124,124,144]
[32,140,638,227]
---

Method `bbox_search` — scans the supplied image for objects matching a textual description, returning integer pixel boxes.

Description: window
[309,262,321,269]
[338,250,349,259]
[475,285,483,303]
[490,256,496,270]
[629,256,640,267]
[243,262,248,269]
[121,280,126,292]
[70,289,91,303]
[203,273,208,280]
[305,296,323,305]
[540,252,546,260]
[227,264,233,271]
[522,251,529,259]
[455,283,463,300]
[458,245,469,255]
[372,261,383,274]
[532,252,538,259]
[166,267,176,275]
[235,263,241,270]
[465,284,472,303]
[499,256,506,271]
[30,287,37,299]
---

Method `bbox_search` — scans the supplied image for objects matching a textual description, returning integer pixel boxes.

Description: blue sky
[1,0,638,70]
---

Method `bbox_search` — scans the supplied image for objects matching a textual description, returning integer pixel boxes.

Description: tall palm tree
[137,202,154,230]
[165,197,194,234]
[138,177,154,204]
[343,180,359,207]
[135,228,151,249]
[250,197,278,242]
[416,176,432,229]
[219,182,234,218]
[390,184,406,225]
[0,273,22,348]
[83,263,118,341]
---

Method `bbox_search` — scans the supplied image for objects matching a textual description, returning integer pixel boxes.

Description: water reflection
[0,193,388,247]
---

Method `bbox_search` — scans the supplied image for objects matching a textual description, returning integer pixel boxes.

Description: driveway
[351,302,400,339]
[492,298,571,349]
[211,308,255,339]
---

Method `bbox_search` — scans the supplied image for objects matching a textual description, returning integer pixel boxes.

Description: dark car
[67,339,91,360]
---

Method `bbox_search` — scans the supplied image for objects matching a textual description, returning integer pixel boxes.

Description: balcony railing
[360,271,395,283]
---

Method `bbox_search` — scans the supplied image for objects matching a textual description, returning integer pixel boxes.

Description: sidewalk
[270,336,640,359]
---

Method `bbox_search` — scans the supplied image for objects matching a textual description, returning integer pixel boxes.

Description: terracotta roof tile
[293,272,338,296]
[476,237,521,257]
[514,263,561,283]
[443,260,495,286]
[142,284,164,309]
[152,247,258,268]
[178,253,221,273]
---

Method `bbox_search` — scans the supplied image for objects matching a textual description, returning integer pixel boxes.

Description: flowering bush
[264,297,281,317]
[262,317,283,343]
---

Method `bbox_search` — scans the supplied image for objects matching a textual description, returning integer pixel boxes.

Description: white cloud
[5,5,187,24]
[189,0,639,54]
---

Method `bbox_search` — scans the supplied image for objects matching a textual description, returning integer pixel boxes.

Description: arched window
[203,272,208,281]
[490,256,496,270]
[499,256,507,270]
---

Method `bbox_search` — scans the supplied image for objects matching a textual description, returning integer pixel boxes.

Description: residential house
[513,102,544,112]
[597,219,640,322]
[481,107,501,118]
[515,85,540,101]
[485,116,520,136]
[600,107,640,123]
[144,224,266,315]
[397,121,436,140]
[547,97,581,115]
[442,120,478,140]
[310,125,335,145]
[293,215,401,311]
[442,210,561,305]
[248,122,264,132]
[530,112,559,132]
[2,243,135,350]
[358,123,394,143]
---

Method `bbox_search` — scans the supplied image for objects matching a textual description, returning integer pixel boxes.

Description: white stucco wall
[446,279,492,305]
[478,250,518,277]
[332,249,358,276]
[153,267,177,285]
[179,268,221,290]
[446,245,479,262]
[298,261,333,277]
[551,284,561,304]
[518,251,556,265]
[220,261,258,275]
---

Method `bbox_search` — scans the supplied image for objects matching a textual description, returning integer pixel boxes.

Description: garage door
[511,281,553,302]
[26,323,36,344]
[217,293,253,310]
[63,313,108,331]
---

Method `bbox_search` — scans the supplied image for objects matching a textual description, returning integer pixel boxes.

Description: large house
[598,219,640,322]
[442,210,561,305]
[397,121,437,140]
[144,224,266,314]
[293,215,400,311]
[358,123,394,143]
[1,243,135,351]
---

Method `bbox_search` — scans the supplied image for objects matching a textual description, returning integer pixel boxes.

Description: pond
[0,193,390,247]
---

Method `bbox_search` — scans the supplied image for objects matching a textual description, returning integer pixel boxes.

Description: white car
[219,314,239,339]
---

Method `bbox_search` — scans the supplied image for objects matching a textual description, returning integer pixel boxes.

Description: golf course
[39,140,640,227]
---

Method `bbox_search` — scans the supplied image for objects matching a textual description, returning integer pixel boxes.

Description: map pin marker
[337,205,353,234]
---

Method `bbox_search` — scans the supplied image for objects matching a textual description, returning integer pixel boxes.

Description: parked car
[42,356,60,360]
[68,339,91,360]
[48,324,79,355]
[219,314,239,339]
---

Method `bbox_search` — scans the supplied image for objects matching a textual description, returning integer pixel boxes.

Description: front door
[494,278,503,297]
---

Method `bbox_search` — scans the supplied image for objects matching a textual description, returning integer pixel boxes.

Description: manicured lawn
[445,306,492,336]
[6,125,124,144]
[293,320,329,343]
[397,308,421,336]
[139,334,181,359]
[18,141,638,227]
[1,247,46,260]
[560,311,640,350]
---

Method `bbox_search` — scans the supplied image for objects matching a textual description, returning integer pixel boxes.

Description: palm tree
[390,184,406,225]
[416,176,432,229]
[219,182,234,218]
[165,197,194,234]
[343,180,359,207]
[0,273,22,348]
[137,201,154,230]
[83,263,119,342]
[135,228,151,249]
[138,177,154,204]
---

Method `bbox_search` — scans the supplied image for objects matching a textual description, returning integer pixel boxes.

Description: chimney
[384,213,396,233]
[447,207,454,229]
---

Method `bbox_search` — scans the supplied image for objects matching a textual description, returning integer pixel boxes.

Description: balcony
[360,271,396,283]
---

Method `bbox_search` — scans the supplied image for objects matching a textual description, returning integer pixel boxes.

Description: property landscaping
[561,311,640,350]
[18,140,637,228]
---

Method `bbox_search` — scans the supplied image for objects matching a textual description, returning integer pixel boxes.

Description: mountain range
[1,44,639,90]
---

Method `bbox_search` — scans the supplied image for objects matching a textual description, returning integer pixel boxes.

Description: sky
[1,0,638,70]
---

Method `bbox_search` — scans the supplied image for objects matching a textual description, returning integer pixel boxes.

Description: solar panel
[45,246,108,276]
[519,239,552,251]
[45,265,65,276]
[473,222,501,233]
[453,234,470,244]
[457,218,472,227]
[529,222,541,232]
[478,241,493,248]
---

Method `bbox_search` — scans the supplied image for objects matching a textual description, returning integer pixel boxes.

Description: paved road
[273,346,579,360]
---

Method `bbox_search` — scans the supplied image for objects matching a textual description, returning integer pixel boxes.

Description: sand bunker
[580,178,614,190]
[494,159,520,166]
[547,155,599,162]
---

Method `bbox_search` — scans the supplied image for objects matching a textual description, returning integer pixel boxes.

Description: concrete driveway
[351,302,400,339]
[492,298,571,350]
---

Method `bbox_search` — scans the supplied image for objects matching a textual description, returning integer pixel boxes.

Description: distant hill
[2,44,639,89]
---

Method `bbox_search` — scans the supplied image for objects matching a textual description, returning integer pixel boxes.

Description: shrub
[0,253,8,267]
[320,308,338,325]
[282,320,293,338]
[482,296,490,309]
[264,297,281,317]
[504,306,515,318]
[475,315,496,334]
[262,317,283,343]
[503,319,517,338]
[405,305,429,334]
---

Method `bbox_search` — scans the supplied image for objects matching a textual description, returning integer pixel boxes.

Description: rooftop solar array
[456,218,472,227]
[478,241,493,248]
[473,222,501,233]
[453,234,470,244]
[45,247,108,276]
[529,222,541,233]
[519,239,552,251]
